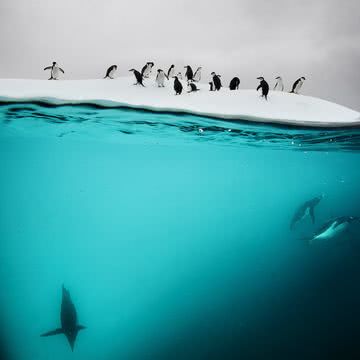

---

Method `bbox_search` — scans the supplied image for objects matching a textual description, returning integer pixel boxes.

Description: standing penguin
[104,65,117,79]
[129,69,145,86]
[155,69,168,87]
[141,62,154,78]
[193,67,202,82]
[256,77,269,100]
[43,62,65,80]
[229,77,240,90]
[173,76,183,95]
[274,76,284,91]
[184,66,194,82]
[211,72,222,91]
[167,65,175,79]
[187,83,200,93]
[290,77,306,94]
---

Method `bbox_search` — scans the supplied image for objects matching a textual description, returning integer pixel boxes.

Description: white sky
[0,0,359,110]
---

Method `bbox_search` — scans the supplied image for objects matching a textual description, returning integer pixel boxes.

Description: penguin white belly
[168,69,175,78]
[156,73,165,86]
[109,68,116,78]
[314,222,347,241]
[276,80,284,91]
[295,81,303,94]
[193,72,201,82]
[52,67,60,79]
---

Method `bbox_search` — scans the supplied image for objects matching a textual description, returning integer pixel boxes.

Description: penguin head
[301,77,306,80]
[275,76,281,79]
[211,72,216,76]
[52,62,56,65]
[114,65,118,70]
[257,77,264,80]
[157,69,161,73]
[170,64,174,68]
[173,76,178,80]
[128,69,135,72]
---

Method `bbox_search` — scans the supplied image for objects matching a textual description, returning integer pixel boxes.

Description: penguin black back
[184,66,194,81]
[211,72,222,91]
[173,76,183,95]
[229,77,240,90]
[256,77,269,100]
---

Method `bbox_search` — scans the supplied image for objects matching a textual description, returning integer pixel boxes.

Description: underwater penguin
[290,77,306,94]
[211,72,222,91]
[229,77,240,90]
[167,64,175,79]
[104,65,117,79]
[43,62,65,80]
[290,195,324,230]
[129,69,145,86]
[193,67,202,82]
[173,76,183,95]
[184,66,194,82]
[305,216,360,245]
[256,77,269,100]
[187,82,200,93]
[41,285,86,351]
[155,69,168,87]
[141,62,154,78]
[274,76,284,91]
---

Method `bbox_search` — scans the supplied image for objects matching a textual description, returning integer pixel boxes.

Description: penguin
[167,65,175,79]
[193,67,202,82]
[290,77,306,94]
[129,69,145,86]
[43,62,65,80]
[229,77,240,90]
[184,66,194,82]
[290,195,323,230]
[304,216,359,245]
[155,69,168,87]
[187,82,200,93]
[104,65,117,79]
[173,76,183,95]
[256,77,269,100]
[211,72,222,91]
[141,62,154,78]
[209,82,214,91]
[41,285,86,351]
[274,76,284,91]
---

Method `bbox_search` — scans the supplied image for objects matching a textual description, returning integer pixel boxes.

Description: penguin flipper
[41,328,64,337]
[44,66,52,71]
[77,325,86,331]
[59,68,65,74]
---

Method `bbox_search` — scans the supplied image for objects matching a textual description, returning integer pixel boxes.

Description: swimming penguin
[129,69,145,86]
[173,76,183,95]
[305,216,359,245]
[193,67,202,82]
[184,66,194,82]
[187,82,200,93]
[141,62,154,78]
[209,82,214,91]
[104,65,117,79]
[274,76,284,91]
[211,72,222,91]
[290,77,306,94]
[41,285,86,351]
[43,62,65,80]
[167,65,175,79]
[290,195,324,230]
[229,77,240,90]
[256,77,269,100]
[155,69,168,87]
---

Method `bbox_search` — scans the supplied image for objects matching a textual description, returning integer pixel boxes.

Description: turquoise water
[0,103,360,360]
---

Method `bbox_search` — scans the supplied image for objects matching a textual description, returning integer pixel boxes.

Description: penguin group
[43,61,307,100]
[290,194,360,246]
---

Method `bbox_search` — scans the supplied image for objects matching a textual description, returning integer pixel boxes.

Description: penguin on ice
[129,69,145,86]
[274,76,284,91]
[290,195,323,230]
[211,72,222,91]
[209,82,214,91]
[187,82,200,93]
[184,66,194,82]
[167,65,175,79]
[193,67,202,82]
[173,76,183,95]
[141,62,154,78]
[43,62,65,80]
[305,216,359,245]
[104,65,117,79]
[290,77,306,94]
[155,69,168,87]
[256,77,269,100]
[41,285,86,351]
[229,77,240,90]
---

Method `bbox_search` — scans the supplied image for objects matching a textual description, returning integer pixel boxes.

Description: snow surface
[0,77,359,127]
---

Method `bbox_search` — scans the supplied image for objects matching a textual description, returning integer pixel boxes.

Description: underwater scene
[0,103,360,360]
